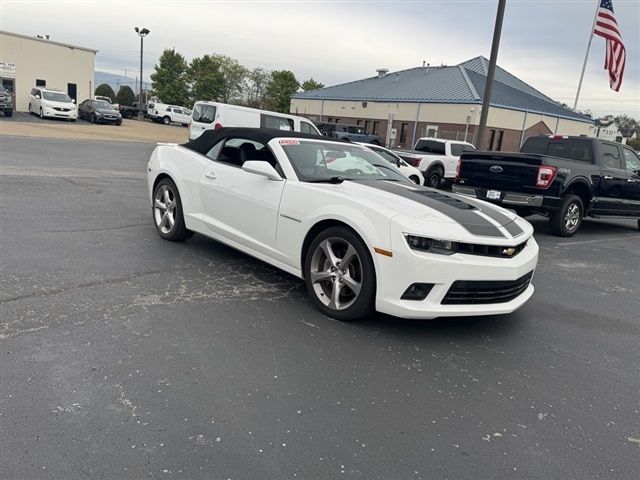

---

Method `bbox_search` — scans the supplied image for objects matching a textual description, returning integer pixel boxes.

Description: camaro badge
[502,247,516,256]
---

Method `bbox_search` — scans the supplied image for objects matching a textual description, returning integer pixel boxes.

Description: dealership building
[291,56,594,151]
[0,30,96,112]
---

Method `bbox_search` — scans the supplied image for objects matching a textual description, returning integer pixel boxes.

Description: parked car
[119,101,150,119]
[453,135,640,236]
[95,95,119,111]
[0,85,13,117]
[316,122,381,144]
[148,127,538,321]
[355,142,424,184]
[150,103,192,126]
[188,101,321,140]
[28,87,77,121]
[394,138,476,188]
[78,99,122,125]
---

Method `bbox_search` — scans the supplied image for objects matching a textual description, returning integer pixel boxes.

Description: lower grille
[442,271,533,305]
[54,107,71,112]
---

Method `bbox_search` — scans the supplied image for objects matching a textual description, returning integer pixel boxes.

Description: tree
[151,48,190,106]
[116,86,135,106]
[613,114,639,131]
[217,55,248,103]
[243,68,272,108]
[189,54,225,103]
[264,70,299,113]
[95,83,116,101]
[301,78,324,91]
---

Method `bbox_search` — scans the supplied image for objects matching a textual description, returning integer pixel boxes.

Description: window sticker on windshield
[279,139,300,145]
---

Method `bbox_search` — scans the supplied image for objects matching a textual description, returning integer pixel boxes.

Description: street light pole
[474,0,506,150]
[134,26,150,121]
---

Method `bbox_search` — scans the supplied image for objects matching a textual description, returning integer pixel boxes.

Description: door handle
[204,171,217,179]
[603,175,613,180]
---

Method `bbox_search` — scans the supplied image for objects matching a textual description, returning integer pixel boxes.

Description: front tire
[163,116,171,125]
[549,194,583,237]
[152,178,193,241]
[304,226,376,321]
[425,166,443,189]
[39,107,44,119]
[409,175,421,185]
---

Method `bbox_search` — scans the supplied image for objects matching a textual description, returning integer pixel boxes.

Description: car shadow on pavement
[524,215,638,238]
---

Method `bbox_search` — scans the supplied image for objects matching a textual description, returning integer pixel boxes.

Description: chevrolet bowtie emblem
[502,247,516,256]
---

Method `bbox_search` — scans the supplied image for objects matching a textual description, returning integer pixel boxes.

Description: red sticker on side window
[279,139,300,145]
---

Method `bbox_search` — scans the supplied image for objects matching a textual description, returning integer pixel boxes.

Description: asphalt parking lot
[1,135,638,480]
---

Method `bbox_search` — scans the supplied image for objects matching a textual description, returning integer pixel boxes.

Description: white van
[188,101,320,140]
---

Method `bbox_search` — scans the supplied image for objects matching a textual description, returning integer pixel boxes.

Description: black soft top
[182,127,329,154]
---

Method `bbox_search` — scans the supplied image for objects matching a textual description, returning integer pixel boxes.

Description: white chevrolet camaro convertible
[147,128,539,321]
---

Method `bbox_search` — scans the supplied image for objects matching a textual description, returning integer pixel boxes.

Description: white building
[591,116,626,144]
[0,30,97,112]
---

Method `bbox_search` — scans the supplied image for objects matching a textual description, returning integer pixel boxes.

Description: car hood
[96,107,120,115]
[331,180,526,241]
[43,100,76,109]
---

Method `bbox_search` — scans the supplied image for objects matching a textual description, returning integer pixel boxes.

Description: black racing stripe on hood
[356,180,506,238]
[455,195,524,237]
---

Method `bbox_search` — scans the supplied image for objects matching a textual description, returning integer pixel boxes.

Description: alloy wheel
[154,185,177,234]
[309,237,363,311]
[564,203,580,231]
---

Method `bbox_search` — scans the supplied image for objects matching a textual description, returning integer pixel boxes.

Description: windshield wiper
[307,176,346,184]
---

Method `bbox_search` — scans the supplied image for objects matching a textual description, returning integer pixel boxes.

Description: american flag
[593,0,625,91]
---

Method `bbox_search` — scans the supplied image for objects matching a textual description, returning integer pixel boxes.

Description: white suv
[29,87,77,121]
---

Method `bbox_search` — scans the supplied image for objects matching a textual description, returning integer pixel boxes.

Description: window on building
[488,129,496,150]
[496,130,504,151]
[364,120,370,133]
[334,118,340,123]
[399,123,408,146]
[36,79,46,87]
[372,121,379,134]
[356,120,362,126]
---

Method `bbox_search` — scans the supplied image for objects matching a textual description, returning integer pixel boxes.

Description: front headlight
[95,111,103,117]
[405,235,457,255]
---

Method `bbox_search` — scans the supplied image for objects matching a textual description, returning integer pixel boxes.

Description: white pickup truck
[393,137,475,188]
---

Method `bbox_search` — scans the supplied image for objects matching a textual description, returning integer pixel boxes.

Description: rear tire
[304,226,376,321]
[4,110,12,117]
[425,166,443,189]
[549,194,583,237]
[152,178,193,241]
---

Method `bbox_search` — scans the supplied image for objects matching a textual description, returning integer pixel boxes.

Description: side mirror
[72,99,76,103]
[242,161,283,181]
[36,94,41,99]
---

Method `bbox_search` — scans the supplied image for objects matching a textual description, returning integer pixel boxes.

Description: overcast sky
[2,0,638,117]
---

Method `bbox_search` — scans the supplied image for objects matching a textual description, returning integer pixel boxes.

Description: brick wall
[300,114,530,152]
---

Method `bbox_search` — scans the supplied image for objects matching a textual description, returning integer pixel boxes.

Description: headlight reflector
[405,235,457,255]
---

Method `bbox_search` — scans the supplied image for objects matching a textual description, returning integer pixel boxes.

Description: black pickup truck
[453,135,640,236]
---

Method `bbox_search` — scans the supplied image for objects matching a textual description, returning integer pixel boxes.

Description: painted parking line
[553,235,636,247]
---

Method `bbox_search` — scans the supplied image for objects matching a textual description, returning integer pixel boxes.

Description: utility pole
[474,0,506,150]
[134,27,150,120]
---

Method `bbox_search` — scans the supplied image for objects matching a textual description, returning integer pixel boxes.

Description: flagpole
[573,0,601,110]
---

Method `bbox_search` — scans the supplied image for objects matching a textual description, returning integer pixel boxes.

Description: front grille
[442,271,533,305]
[53,107,71,112]
[457,240,527,258]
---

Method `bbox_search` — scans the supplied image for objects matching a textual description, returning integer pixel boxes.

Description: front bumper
[44,107,76,119]
[374,232,539,319]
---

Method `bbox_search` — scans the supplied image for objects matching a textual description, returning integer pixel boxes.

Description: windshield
[43,91,72,103]
[94,100,114,110]
[281,140,409,183]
